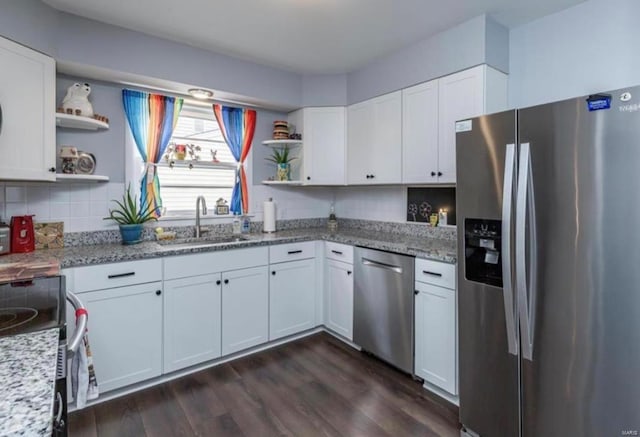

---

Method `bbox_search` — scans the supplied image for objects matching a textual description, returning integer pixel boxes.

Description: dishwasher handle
[361,258,403,274]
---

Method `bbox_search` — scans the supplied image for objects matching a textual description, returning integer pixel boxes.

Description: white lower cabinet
[269,258,316,340]
[415,280,457,395]
[80,282,163,393]
[325,259,353,340]
[163,274,222,373]
[221,266,269,355]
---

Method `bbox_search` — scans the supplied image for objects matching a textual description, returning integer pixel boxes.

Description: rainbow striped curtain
[122,90,183,217]
[213,104,256,215]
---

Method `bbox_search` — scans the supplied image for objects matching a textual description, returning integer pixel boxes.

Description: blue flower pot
[119,224,143,245]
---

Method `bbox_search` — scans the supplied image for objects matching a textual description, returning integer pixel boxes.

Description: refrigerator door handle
[501,143,518,356]
[516,143,537,361]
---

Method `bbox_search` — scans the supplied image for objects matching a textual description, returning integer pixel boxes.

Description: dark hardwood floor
[69,332,460,437]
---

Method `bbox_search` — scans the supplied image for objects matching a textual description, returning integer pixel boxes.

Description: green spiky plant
[104,184,158,225]
[266,147,296,165]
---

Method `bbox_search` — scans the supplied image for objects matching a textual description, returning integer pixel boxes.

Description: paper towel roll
[263,198,276,233]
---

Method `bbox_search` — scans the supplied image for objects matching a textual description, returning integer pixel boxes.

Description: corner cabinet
[0,36,56,181]
[347,91,402,185]
[288,107,346,185]
[402,65,508,184]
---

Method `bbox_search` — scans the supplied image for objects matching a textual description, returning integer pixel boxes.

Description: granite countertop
[0,227,457,270]
[0,328,59,437]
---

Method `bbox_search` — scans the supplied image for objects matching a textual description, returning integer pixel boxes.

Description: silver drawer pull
[108,272,135,279]
[422,270,443,277]
[287,250,303,255]
[331,250,343,255]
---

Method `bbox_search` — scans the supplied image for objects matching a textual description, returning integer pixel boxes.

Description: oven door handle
[66,291,87,355]
[54,392,64,427]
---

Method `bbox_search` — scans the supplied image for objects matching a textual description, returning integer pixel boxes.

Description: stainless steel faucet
[195,196,208,238]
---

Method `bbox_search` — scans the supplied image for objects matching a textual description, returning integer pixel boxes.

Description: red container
[10,216,35,253]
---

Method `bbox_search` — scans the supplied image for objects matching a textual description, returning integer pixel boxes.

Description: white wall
[334,186,406,223]
[0,182,124,232]
[509,0,640,108]
[346,15,509,104]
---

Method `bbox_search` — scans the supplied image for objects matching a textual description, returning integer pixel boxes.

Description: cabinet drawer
[415,258,456,289]
[164,247,268,280]
[71,259,162,293]
[269,241,316,264]
[325,242,353,264]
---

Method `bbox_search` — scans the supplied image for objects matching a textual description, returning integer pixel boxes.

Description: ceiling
[43,0,584,74]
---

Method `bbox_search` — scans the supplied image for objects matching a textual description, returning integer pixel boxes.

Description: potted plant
[104,184,157,244]
[266,148,296,181]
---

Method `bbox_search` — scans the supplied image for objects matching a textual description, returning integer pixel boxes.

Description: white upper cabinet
[289,107,346,185]
[402,80,439,184]
[347,91,402,185]
[438,65,507,184]
[0,36,55,181]
[403,65,508,184]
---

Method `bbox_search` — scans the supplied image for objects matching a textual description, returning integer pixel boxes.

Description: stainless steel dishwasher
[353,247,415,374]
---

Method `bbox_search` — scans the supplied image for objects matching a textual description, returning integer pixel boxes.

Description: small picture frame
[216,205,229,215]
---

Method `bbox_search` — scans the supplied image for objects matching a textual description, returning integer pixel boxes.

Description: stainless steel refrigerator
[456,86,640,437]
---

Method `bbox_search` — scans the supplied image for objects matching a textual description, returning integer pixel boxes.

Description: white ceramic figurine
[61,82,94,118]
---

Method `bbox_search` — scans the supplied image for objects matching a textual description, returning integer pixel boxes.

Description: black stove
[0,275,68,436]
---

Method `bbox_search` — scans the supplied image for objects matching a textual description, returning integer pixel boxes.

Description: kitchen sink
[158,235,250,249]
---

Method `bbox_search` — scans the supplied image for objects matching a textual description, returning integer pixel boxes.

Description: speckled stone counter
[0,328,59,436]
[0,227,456,270]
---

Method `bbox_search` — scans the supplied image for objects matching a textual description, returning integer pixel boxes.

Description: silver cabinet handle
[362,258,403,274]
[66,291,87,356]
[502,143,519,356]
[516,143,537,361]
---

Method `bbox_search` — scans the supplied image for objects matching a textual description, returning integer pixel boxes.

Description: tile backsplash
[0,182,124,232]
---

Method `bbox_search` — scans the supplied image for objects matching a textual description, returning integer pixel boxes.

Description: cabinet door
[0,36,55,181]
[346,100,374,184]
[164,274,222,372]
[221,266,269,355]
[325,259,353,340]
[438,66,485,184]
[303,107,346,185]
[81,282,163,393]
[402,81,439,184]
[370,91,402,184]
[415,281,457,394]
[269,258,316,340]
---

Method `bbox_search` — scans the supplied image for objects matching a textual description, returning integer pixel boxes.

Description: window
[156,106,236,215]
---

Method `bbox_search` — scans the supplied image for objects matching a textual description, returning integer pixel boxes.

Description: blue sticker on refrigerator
[586,94,611,111]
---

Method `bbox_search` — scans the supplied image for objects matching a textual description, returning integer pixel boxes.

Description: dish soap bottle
[328,204,338,232]
[232,215,242,235]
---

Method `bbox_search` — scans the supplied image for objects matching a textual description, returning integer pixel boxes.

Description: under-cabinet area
[62,239,459,407]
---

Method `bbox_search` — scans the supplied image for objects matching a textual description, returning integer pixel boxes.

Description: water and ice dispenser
[464,219,503,287]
